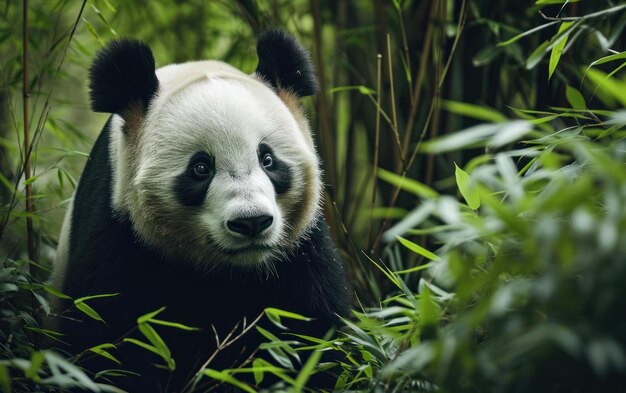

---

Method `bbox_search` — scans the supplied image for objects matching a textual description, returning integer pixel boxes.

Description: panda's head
[89,31,322,271]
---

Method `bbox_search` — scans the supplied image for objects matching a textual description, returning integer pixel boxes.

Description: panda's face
[113,65,321,270]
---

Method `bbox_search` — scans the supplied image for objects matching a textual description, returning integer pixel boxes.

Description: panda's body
[51,32,349,391]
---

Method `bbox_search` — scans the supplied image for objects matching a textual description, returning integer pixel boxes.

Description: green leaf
[42,285,72,300]
[202,369,256,393]
[396,236,439,261]
[294,348,324,391]
[23,175,39,186]
[89,343,121,365]
[473,45,502,67]
[526,40,551,70]
[419,285,439,327]
[565,85,586,109]
[377,168,439,199]
[585,68,626,107]
[455,164,481,210]
[137,306,166,324]
[138,323,174,370]
[75,302,104,322]
[369,207,408,219]
[82,18,104,45]
[328,85,375,95]
[441,100,507,122]
[26,351,44,381]
[422,121,530,153]
[252,358,267,385]
[123,338,162,357]
[536,0,580,4]
[265,308,312,330]
[148,319,200,331]
[0,365,10,393]
[33,292,50,316]
[498,21,559,47]
[588,51,626,68]
[365,254,402,290]
[548,22,574,79]
[394,262,435,275]
[265,308,311,321]
[43,351,99,391]
[74,292,119,304]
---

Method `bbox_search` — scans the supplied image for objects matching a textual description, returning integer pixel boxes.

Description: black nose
[227,215,273,237]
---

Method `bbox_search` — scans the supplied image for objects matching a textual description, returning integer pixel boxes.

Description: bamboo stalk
[371,0,467,253]
[425,0,446,187]
[368,53,383,248]
[401,0,436,159]
[386,34,405,170]
[23,0,35,263]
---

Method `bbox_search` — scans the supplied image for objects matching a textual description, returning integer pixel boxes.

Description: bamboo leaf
[549,22,574,79]
[536,0,580,5]
[137,306,166,324]
[585,68,626,107]
[75,302,103,322]
[42,285,72,300]
[394,262,435,275]
[441,100,507,122]
[89,344,121,365]
[202,369,256,393]
[123,338,161,357]
[526,40,551,69]
[455,164,480,210]
[565,85,586,109]
[148,319,200,331]
[396,236,439,261]
[377,168,439,199]
[74,293,119,304]
[0,365,10,393]
[498,21,559,47]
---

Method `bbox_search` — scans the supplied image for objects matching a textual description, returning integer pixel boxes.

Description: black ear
[255,29,319,97]
[89,39,159,115]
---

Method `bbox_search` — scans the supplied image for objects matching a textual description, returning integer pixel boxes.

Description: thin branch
[182,312,265,393]
[538,4,626,21]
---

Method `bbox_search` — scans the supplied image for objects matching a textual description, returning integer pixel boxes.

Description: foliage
[1,0,626,392]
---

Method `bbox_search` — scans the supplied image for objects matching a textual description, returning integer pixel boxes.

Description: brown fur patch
[277,90,315,147]
[287,163,319,238]
[120,101,145,140]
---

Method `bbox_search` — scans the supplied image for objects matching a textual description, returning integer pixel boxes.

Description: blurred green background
[1,1,626,392]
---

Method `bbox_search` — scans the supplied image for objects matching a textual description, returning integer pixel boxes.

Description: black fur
[259,143,292,194]
[256,29,319,97]
[89,39,158,115]
[53,121,350,391]
[174,152,216,206]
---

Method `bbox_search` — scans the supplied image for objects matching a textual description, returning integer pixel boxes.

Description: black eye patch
[174,152,215,206]
[259,143,291,194]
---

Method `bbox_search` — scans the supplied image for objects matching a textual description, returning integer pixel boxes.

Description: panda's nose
[227,215,273,237]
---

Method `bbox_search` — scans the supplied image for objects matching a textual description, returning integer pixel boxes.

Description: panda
[50,30,350,391]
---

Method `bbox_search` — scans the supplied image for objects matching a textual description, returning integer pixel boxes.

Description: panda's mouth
[221,244,273,255]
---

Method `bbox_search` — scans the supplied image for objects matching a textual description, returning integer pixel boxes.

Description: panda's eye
[262,153,274,169]
[193,162,211,178]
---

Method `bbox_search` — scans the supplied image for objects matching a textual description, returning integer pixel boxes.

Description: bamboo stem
[368,53,383,248]
[386,34,405,170]
[23,0,35,263]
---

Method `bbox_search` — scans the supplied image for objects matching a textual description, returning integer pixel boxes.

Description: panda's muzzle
[227,215,273,238]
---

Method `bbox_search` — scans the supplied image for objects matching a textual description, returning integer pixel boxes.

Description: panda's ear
[89,39,159,116]
[255,29,319,97]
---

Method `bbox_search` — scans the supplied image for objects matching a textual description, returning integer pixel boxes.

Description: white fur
[50,196,74,289]
[110,60,322,269]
